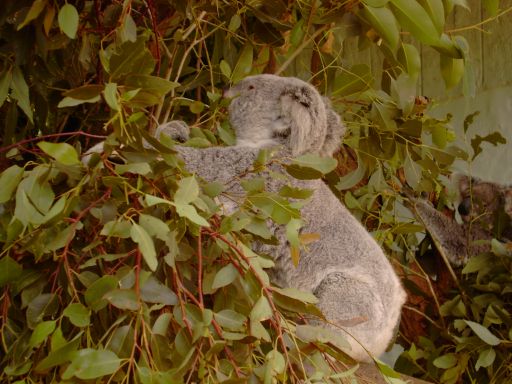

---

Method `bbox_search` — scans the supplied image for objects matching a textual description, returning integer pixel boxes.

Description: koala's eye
[248,85,255,90]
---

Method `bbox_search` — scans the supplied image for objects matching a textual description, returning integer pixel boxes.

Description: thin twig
[275,25,329,76]
[0,131,107,154]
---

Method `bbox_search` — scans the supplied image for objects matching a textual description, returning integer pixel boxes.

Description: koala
[409,174,512,266]
[157,74,406,361]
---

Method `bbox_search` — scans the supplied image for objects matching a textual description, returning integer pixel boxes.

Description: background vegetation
[0,0,510,382]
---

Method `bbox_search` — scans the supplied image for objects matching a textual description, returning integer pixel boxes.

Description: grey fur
[410,174,512,266]
[160,75,405,361]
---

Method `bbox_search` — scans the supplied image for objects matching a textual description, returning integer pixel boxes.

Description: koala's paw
[155,120,190,143]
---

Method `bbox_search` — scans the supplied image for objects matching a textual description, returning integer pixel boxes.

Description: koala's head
[224,74,343,156]
[455,174,512,237]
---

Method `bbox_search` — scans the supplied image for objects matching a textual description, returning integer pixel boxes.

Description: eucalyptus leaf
[62,349,121,380]
[58,4,79,39]
[38,142,80,165]
[130,223,158,271]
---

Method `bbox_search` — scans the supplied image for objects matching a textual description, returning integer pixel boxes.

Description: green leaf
[85,275,117,311]
[248,193,301,225]
[433,353,458,368]
[212,264,240,290]
[108,37,155,79]
[11,66,33,123]
[228,14,242,32]
[189,100,205,114]
[220,60,232,79]
[291,154,338,174]
[361,5,399,50]
[483,0,500,16]
[103,289,139,311]
[29,320,56,349]
[250,295,273,322]
[62,349,121,380]
[145,194,173,207]
[175,176,200,205]
[103,82,119,111]
[241,177,266,193]
[389,0,440,45]
[475,348,496,371]
[0,165,24,203]
[18,0,47,30]
[265,350,286,375]
[38,141,80,165]
[279,185,313,199]
[286,218,302,267]
[119,13,137,42]
[440,55,464,89]
[58,95,101,108]
[232,45,254,83]
[34,333,82,372]
[175,203,210,227]
[130,223,158,271]
[273,287,319,304]
[58,4,79,39]
[463,320,501,346]
[332,64,372,97]
[398,44,421,79]
[431,124,450,148]
[296,324,351,350]
[101,220,132,238]
[403,154,422,189]
[202,181,225,197]
[140,276,177,305]
[115,162,151,175]
[419,0,445,34]
[214,310,247,331]
[26,293,59,329]
[336,156,367,190]
[108,325,135,358]
[139,214,170,241]
[63,303,91,327]
[0,69,12,108]
[0,256,23,287]
[124,75,179,97]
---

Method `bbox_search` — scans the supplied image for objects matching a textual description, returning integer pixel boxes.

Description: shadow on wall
[428,85,512,183]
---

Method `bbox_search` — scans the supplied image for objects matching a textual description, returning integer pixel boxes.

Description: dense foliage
[0,0,510,383]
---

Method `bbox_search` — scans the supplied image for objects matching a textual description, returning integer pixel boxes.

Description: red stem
[0,131,107,154]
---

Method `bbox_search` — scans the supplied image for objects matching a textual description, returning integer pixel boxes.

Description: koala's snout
[223,87,237,99]
[458,197,472,217]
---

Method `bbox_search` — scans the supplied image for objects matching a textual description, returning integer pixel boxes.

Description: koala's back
[176,145,406,358]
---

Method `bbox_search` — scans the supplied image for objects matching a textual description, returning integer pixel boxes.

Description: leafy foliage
[0,0,510,382]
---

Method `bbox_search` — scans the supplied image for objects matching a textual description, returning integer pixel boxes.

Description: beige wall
[428,1,512,182]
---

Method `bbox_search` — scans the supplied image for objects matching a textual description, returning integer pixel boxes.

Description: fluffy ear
[320,97,345,156]
[155,120,190,143]
[503,188,512,217]
[451,173,475,195]
[279,85,327,156]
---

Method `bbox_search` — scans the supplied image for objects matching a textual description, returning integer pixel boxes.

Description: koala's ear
[503,188,512,216]
[155,120,190,143]
[452,173,474,195]
[280,85,326,155]
[320,97,345,156]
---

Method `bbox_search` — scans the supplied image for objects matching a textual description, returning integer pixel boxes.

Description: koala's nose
[223,87,232,98]
[458,197,472,216]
